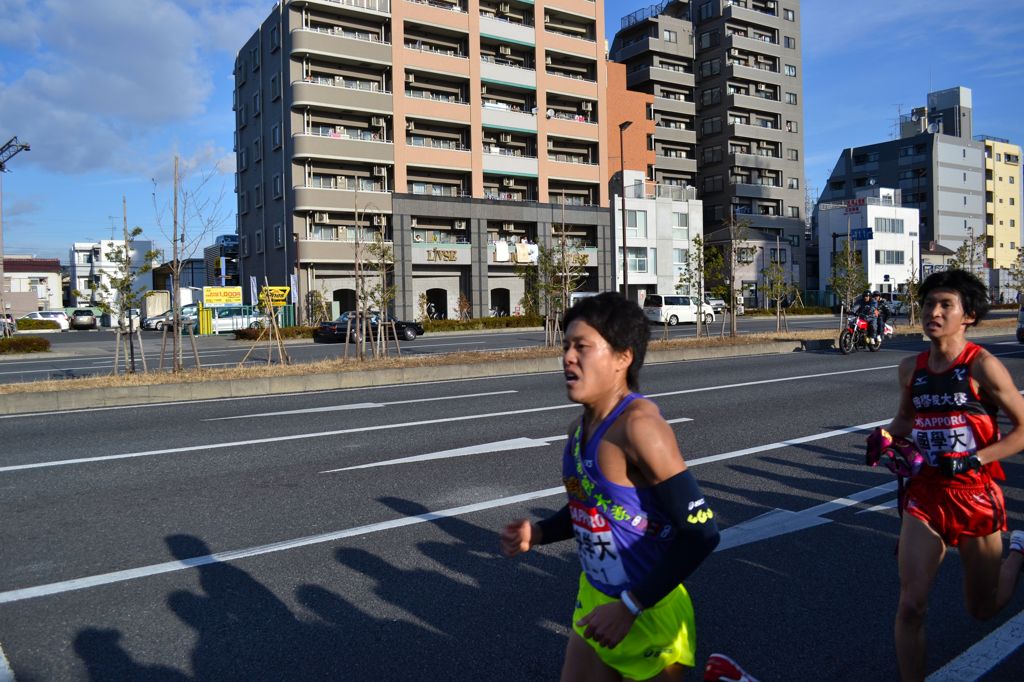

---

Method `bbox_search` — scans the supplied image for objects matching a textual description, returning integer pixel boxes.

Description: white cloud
[0,0,236,174]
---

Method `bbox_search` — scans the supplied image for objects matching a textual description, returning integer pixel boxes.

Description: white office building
[69,240,158,308]
[817,187,920,295]
[613,170,705,302]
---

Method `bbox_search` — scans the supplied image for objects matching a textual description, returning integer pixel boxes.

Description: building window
[272,124,282,149]
[254,138,262,162]
[238,148,248,171]
[875,250,905,265]
[784,8,795,21]
[664,29,677,43]
[273,173,283,199]
[1011,176,1017,184]
[875,217,905,234]
[646,103,653,120]
[647,134,654,151]
[698,30,717,49]
[255,229,265,254]
[250,46,259,72]
[702,145,722,164]
[784,36,796,49]
[271,73,281,101]
[785,120,798,133]
[770,248,787,263]
[784,64,796,77]
[274,223,284,248]
[618,247,649,273]
[238,102,247,128]
[788,206,800,218]
[698,2,714,21]
[673,248,688,272]
[625,210,647,239]
[239,191,249,215]
[787,148,799,161]
[270,25,280,52]
[673,212,689,241]
[254,183,263,208]
[1012,219,1017,227]
[241,235,249,257]
[788,178,799,189]
[1011,197,1016,205]
[702,117,722,136]
[698,58,721,78]
[251,91,260,117]
[785,92,797,105]
[702,175,723,194]
[996,152,1002,161]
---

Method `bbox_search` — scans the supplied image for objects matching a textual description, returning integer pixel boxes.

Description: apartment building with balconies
[234,0,612,321]
[978,136,1022,270]
[609,0,806,292]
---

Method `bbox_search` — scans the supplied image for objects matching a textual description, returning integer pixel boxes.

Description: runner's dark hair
[918,268,989,326]
[563,292,649,390]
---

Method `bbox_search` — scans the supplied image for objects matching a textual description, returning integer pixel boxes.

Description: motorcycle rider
[873,292,892,341]
[856,291,880,343]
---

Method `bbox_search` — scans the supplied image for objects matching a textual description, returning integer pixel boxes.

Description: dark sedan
[314,311,424,343]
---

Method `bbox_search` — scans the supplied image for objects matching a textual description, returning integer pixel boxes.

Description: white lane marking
[857,499,900,515]
[717,481,898,551]
[397,341,486,349]
[204,390,518,421]
[321,418,695,472]
[0,469,896,605]
[926,608,1024,681]
[0,642,13,682]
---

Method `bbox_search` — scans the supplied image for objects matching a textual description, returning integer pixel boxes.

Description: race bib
[912,413,977,466]
[569,499,627,586]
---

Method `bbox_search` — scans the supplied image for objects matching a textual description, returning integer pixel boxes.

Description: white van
[642,295,715,326]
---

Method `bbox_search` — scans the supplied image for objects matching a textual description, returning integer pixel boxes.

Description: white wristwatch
[620,590,643,617]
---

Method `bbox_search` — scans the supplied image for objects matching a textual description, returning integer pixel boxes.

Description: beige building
[234,0,612,320]
[980,136,1021,269]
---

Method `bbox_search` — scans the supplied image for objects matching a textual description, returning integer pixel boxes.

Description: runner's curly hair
[918,268,989,326]
[563,292,649,390]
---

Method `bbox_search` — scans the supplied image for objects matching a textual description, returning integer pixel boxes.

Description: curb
[0,328,1015,416]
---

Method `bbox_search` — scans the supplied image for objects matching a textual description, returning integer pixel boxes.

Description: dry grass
[0,317,1015,396]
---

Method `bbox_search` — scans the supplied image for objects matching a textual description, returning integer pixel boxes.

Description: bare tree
[903,256,922,327]
[1007,248,1024,306]
[677,235,722,338]
[152,155,228,371]
[721,213,751,338]
[947,231,987,276]
[827,220,868,320]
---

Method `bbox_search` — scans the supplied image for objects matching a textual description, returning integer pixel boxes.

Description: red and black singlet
[909,342,1004,485]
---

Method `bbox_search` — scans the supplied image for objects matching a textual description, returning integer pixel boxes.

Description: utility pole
[0,136,31,337]
[618,121,632,301]
[123,195,136,373]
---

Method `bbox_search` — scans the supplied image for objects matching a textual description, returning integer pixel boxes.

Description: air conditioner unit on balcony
[544,14,551,23]
[757,84,768,91]
[500,133,512,143]
[581,101,592,111]
[454,219,467,229]
[410,217,418,227]
[406,120,415,131]
[547,139,554,149]
[480,85,487,94]
[502,178,515,187]
[373,215,386,226]
[315,212,329,223]
[499,2,510,12]
[371,116,385,126]
[502,222,514,229]
[373,166,386,176]
[499,45,511,56]
[405,72,415,82]
[731,49,740,56]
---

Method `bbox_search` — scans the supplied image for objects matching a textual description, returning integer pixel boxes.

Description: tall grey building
[815,87,985,282]
[610,0,807,291]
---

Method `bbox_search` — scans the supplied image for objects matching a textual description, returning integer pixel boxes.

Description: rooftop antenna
[890,103,906,139]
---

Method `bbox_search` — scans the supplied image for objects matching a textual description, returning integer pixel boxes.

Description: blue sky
[1,0,1022,263]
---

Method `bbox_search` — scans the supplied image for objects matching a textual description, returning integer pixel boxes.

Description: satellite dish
[546,109,555,118]
[926,122,938,134]
[910,112,920,122]
[869,178,876,186]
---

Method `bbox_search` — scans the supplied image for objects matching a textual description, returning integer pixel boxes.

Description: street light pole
[619,120,632,300]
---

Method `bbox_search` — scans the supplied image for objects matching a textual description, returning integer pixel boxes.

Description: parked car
[642,295,715,326]
[70,308,98,330]
[144,304,199,331]
[208,305,267,333]
[703,295,727,314]
[19,311,70,330]
[314,311,424,343]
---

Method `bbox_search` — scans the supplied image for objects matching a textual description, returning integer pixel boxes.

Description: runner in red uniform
[869,269,1024,682]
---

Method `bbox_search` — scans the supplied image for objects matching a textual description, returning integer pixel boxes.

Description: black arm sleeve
[630,470,720,608]
[535,504,573,545]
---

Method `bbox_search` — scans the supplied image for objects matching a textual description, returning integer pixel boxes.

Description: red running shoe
[703,653,758,682]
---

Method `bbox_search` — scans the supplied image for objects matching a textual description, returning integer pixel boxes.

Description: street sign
[260,286,290,308]
[203,286,243,307]
[851,228,874,241]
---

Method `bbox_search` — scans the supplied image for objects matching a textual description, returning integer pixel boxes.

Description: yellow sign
[260,286,291,308]
[203,286,243,307]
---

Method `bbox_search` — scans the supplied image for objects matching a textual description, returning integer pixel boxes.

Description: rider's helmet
[872,291,881,297]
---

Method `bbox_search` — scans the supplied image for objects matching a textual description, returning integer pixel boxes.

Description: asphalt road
[0,311,922,385]
[2,335,1024,680]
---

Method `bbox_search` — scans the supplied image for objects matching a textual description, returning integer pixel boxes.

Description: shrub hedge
[15,319,60,330]
[0,336,51,354]
[422,314,544,333]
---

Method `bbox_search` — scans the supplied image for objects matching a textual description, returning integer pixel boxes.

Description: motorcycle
[838,314,893,354]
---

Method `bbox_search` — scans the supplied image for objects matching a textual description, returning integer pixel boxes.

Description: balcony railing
[549,111,594,123]
[301,26,388,44]
[316,0,391,13]
[483,146,535,158]
[404,41,468,58]
[405,0,466,13]
[412,231,470,244]
[483,101,536,114]
[406,89,469,105]
[408,137,468,151]
[544,27,596,42]
[479,11,534,27]
[302,128,390,143]
[481,55,535,71]
[547,69,597,83]
[305,177,389,192]
[301,75,389,94]
[548,153,597,165]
